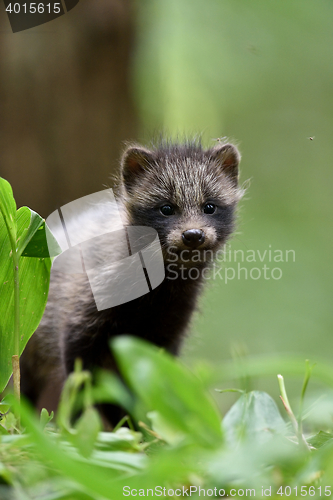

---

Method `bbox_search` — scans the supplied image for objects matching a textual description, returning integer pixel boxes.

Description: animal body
[20,139,243,426]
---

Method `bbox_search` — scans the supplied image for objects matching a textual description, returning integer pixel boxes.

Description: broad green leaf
[223,390,287,445]
[0,208,51,392]
[21,217,62,258]
[16,207,44,257]
[112,336,223,448]
[0,177,17,243]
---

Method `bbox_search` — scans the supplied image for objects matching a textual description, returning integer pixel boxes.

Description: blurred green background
[133,0,333,365]
[132,0,333,410]
[1,0,332,408]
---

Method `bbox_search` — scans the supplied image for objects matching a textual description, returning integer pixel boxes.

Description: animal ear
[121,146,154,193]
[211,144,241,184]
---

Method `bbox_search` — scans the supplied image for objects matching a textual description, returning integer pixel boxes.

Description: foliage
[0,177,58,393]
[1,176,333,499]
[2,338,333,499]
[134,0,333,402]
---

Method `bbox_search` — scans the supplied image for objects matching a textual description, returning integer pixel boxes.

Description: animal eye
[203,203,216,215]
[160,205,175,216]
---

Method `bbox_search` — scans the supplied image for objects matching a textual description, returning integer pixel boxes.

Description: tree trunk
[0,0,137,217]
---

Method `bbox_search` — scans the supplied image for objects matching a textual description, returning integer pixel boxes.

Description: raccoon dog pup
[21,139,243,426]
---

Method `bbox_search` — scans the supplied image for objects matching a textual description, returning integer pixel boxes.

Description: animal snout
[182,229,205,248]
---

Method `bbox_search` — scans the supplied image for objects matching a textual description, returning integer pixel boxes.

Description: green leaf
[93,370,135,413]
[74,407,101,458]
[307,431,333,449]
[1,412,18,432]
[0,403,10,415]
[95,428,143,452]
[0,396,12,416]
[147,410,185,445]
[0,210,51,392]
[0,462,12,484]
[17,398,137,499]
[40,408,54,430]
[0,177,17,243]
[223,390,287,445]
[111,336,223,448]
[16,207,44,257]
[0,424,9,435]
[21,216,62,258]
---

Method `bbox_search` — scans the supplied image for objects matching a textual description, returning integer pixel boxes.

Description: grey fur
[20,138,244,422]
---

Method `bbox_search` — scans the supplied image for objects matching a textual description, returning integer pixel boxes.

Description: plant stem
[298,360,314,433]
[12,356,20,401]
[12,253,20,404]
[278,374,310,451]
[277,374,292,414]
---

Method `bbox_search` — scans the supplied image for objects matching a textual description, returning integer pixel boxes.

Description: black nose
[182,229,205,248]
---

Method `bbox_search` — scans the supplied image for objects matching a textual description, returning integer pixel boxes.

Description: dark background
[0,0,136,214]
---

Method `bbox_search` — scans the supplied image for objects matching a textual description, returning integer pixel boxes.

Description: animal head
[120,140,243,266]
